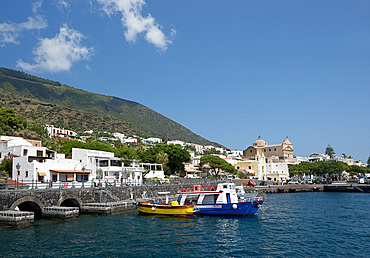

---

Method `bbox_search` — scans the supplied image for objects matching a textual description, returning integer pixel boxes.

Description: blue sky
[1,0,369,162]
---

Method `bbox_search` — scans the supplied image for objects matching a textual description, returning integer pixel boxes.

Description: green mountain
[0,67,221,147]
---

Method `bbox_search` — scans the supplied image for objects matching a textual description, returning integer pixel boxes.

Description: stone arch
[10,196,44,219]
[57,195,82,210]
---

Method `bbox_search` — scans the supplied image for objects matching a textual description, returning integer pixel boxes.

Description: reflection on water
[0,193,369,257]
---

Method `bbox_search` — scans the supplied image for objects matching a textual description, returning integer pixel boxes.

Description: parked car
[305,179,313,184]
[288,180,300,185]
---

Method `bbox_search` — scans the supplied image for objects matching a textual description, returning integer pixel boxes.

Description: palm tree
[136,145,146,153]
[156,152,169,169]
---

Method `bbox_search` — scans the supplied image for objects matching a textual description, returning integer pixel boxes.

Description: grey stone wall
[0,185,185,211]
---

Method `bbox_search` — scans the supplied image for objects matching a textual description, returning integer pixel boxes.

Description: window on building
[17,170,20,176]
[37,150,43,157]
[250,150,252,153]
[25,171,29,177]
[269,149,271,151]
[52,174,57,182]
[99,160,109,167]
[249,166,251,169]
[110,160,122,167]
[274,148,276,151]
[66,174,74,182]
[104,171,108,176]
[264,150,266,152]
[23,149,28,156]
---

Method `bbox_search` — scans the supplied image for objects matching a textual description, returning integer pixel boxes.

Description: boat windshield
[202,194,218,204]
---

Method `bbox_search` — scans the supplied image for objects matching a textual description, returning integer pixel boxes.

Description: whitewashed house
[265,161,290,183]
[113,132,125,143]
[12,154,84,188]
[0,136,47,162]
[123,137,137,144]
[186,143,204,154]
[45,125,77,140]
[167,140,185,146]
[142,137,162,145]
[142,163,165,179]
[72,148,164,184]
[226,150,244,159]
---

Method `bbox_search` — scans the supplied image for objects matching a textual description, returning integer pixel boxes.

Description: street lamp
[16,163,21,189]
[82,166,86,188]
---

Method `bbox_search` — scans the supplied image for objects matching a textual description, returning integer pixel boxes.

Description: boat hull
[194,200,263,216]
[137,202,194,216]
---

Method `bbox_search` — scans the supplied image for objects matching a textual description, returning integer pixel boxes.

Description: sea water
[0,192,369,257]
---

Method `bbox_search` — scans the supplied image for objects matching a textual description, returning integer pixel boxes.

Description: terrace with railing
[0,178,225,190]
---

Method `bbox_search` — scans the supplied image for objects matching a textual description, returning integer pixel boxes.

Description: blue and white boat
[176,183,263,216]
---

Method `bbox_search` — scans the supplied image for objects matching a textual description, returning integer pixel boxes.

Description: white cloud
[0,0,47,46]
[0,15,47,45]
[17,25,94,73]
[32,0,43,14]
[53,0,71,11]
[97,0,173,51]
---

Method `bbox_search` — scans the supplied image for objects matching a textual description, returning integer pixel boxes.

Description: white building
[113,132,125,143]
[12,154,84,188]
[142,137,162,145]
[45,125,77,140]
[72,148,164,184]
[226,150,244,159]
[186,143,204,154]
[167,140,185,146]
[0,136,47,162]
[98,137,118,142]
[142,163,165,179]
[183,162,201,178]
[265,161,290,182]
[123,137,137,144]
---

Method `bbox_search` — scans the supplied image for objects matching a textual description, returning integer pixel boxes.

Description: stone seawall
[0,185,188,211]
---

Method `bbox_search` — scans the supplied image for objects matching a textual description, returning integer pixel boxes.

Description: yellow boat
[137,201,194,216]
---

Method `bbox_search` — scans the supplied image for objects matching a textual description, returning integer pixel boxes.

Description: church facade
[243,136,294,160]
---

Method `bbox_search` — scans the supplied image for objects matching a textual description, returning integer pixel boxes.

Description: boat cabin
[177,183,239,205]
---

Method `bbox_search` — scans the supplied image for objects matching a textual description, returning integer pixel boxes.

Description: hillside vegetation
[0,67,219,146]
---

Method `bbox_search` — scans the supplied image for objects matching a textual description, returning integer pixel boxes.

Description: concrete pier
[0,211,34,226]
[324,184,370,193]
[43,207,79,220]
[245,185,324,194]
[81,201,135,215]
[244,184,370,194]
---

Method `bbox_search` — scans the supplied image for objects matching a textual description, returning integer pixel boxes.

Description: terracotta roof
[50,170,90,174]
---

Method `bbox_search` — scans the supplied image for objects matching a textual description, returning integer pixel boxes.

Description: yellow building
[235,159,259,177]
[235,147,267,180]
[243,136,294,160]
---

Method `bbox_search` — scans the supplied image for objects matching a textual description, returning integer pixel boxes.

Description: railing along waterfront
[0,178,223,191]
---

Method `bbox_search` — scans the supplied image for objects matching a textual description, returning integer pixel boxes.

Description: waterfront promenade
[247,183,370,193]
